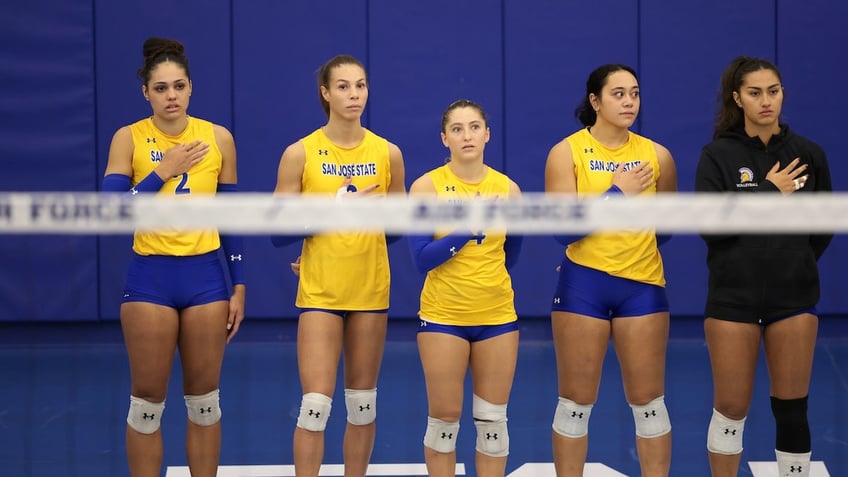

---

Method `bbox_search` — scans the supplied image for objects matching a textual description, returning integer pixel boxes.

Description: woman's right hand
[336,174,380,200]
[611,161,654,195]
[290,256,301,276]
[156,140,209,178]
[766,158,808,195]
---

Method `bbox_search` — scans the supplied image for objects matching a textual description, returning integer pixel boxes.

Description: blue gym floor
[1,316,846,476]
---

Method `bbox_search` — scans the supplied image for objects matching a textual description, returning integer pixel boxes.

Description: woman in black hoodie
[695,56,833,477]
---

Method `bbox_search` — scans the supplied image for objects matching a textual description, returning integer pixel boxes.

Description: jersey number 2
[174,173,190,195]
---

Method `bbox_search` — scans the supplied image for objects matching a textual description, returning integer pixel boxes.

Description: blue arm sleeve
[217,184,245,286]
[101,174,131,192]
[408,232,475,274]
[552,185,623,246]
[133,172,166,194]
[102,172,165,196]
[102,172,165,195]
[386,234,403,245]
[504,235,524,270]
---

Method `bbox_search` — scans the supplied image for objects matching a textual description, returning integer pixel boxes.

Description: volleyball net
[0,192,846,235]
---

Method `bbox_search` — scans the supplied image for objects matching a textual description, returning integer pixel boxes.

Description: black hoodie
[694,125,833,322]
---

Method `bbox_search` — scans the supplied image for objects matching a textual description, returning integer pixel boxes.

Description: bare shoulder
[104,126,135,176]
[548,137,573,155]
[386,140,406,193]
[545,137,576,168]
[652,141,678,192]
[409,174,436,195]
[508,178,522,197]
[110,125,133,144]
[652,141,674,162]
[546,137,575,165]
[387,140,403,158]
[214,124,238,182]
[545,136,577,193]
[212,124,235,146]
[274,140,306,194]
[280,140,306,164]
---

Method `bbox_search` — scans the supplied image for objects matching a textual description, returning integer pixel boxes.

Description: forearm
[553,185,622,246]
[408,232,475,273]
[217,184,245,286]
[101,173,165,195]
[504,235,523,270]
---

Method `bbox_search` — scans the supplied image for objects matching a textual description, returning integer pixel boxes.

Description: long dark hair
[713,56,783,138]
[574,64,638,127]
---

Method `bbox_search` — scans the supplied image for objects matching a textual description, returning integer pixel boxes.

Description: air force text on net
[0,192,846,235]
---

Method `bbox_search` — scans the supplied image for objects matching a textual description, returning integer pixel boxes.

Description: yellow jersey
[564,128,665,286]
[129,116,221,256]
[419,164,517,325]
[296,128,392,310]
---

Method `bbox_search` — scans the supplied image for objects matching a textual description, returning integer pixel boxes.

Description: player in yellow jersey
[271,54,406,477]
[408,99,522,477]
[544,65,677,477]
[101,38,245,477]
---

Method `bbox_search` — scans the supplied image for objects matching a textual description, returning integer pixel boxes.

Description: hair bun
[136,37,190,83]
[142,37,185,61]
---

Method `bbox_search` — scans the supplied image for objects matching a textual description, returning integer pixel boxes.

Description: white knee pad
[423,417,460,454]
[185,389,222,426]
[473,394,509,457]
[552,396,593,438]
[707,408,746,455]
[630,395,671,438]
[127,395,165,435]
[776,449,812,477]
[297,392,332,432]
[345,388,377,425]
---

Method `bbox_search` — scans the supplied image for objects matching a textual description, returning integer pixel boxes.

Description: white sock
[775,449,812,476]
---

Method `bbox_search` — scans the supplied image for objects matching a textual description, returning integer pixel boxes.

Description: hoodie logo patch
[736,167,758,188]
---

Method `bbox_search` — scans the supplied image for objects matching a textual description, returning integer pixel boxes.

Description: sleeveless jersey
[296,128,392,310]
[565,128,665,286]
[129,116,222,256]
[419,164,517,325]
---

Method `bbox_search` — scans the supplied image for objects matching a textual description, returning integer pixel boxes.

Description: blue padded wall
[776,0,848,314]
[1,0,846,321]
[0,0,98,321]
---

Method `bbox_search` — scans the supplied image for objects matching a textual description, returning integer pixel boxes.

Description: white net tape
[0,192,845,234]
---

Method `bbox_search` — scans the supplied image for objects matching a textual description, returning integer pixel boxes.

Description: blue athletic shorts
[122,250,230,309]
[551,257,668,319]
[417,319,519,342]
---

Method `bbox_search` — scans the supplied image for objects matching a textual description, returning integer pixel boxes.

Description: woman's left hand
[226,284,245,343]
